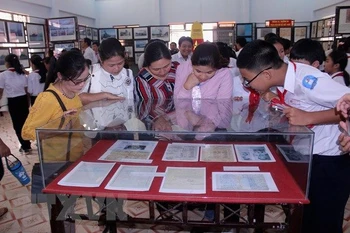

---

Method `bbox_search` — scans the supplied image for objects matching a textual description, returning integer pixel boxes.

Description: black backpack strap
[45,90,67,112]
[44,89,71,161]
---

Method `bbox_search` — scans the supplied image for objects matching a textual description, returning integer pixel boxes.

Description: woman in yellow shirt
[22,51,89,161]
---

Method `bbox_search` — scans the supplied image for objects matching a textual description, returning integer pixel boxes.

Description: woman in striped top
[135,40,178,101]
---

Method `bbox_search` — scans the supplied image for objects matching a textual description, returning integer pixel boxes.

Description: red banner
[265,19,294,27]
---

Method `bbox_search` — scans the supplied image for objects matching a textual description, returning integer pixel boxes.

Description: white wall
[313,0,350,19]
[96,0,160,27]
[250,0,313,23]
[0,0,51,19]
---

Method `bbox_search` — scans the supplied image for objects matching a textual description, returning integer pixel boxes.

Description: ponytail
[343,70,350,86]
[30,55,47,83]
[5,54,24,75]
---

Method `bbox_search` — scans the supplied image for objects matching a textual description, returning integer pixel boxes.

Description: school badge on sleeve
[302,75,318,90]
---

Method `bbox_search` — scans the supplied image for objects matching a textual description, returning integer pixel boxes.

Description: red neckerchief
[331,71,343,79]
[33,69,39,73]
[8,68,15,72]
[245,87,260,123]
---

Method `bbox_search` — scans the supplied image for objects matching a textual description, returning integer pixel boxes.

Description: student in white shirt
[28,55,46,105]
[0,54,31,153]
[234,37,247,57]
[79,38,133,105]
[81,37,98,64]
[171,36,193,64]
[237,40,350,233]
[324,49,350,86]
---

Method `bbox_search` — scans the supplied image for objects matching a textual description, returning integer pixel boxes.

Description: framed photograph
[48,17,77,42]
[133,27,148,39]
[0,48,9,71]
[0,20,8,42]
[236,23,253,37]
[134,39,148,52]
[27,23,45,48]
[150,26,170,41]
[11,48,29,68]
[276,145,310,163]
[79,25,86,40]
[294,26,307,42]
[30,52,45,59]
[311,21,317,38]
[118,28,132,40]
[134,52,143,64]
[234,144,275,162]
[92,28,98,41]
[335,6,350,34]
[256,27,277,40]
[99,28,117,42]
[54,42,75,52]
[316,20,324,38]
[323,18,332,37]
[322,41,331,51]
[7,21,25,43]
[86,27,92,39]
[125,46,133,58]
[279,27,292,40]
[330,17,335,36]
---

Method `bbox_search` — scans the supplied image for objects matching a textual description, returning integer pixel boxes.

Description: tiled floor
[0,111,349,233]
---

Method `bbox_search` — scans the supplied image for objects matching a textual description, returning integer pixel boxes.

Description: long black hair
[328,49,350,86]
[5,54,24,75]
[191,42,229,69]
[30,55,47,83]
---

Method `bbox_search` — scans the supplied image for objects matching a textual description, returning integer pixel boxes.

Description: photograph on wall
[48,17,77,42]
[118,28,133,40]
[11,48,29,68]
[330,17,335,36]
[0,48,9,71]
[7,22,25,43]
[279,28,291,40]
[150,26,170,41]
[311,21,317,38]
[294,27,307,42]
[236,24,253,37]
[323,18,332,37]
[92,28,98,41]
[133,27,148,39]
[79,25,86,40]
[124,46,133,58]
[86,27,92,39]
[134,52,143,64]
[134,39,148,52]
[336,6,350,34]
[256,27,277,40]
[99,28,117,42]
[276,145,310,163]
[316,20,324,38]
[54,43,75,52]
[27,23,45,48]
[234,144,275,162]
[0,21,7,42]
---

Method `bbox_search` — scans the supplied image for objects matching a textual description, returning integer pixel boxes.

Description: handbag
[31,89,73,203]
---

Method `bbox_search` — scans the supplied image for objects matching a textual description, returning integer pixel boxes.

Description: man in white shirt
[171,36,193,64]
[234,37,247,58]
[81,37,98,64]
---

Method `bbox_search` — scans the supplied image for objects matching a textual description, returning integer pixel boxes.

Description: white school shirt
[80,64,134,99]
[83,46,98,64]
[283,61,350,156]
[331,71,347,86]
[0,69,27,97]
[171,52,192,64]
[27,70,45,96]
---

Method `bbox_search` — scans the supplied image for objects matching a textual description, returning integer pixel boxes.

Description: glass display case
[35,98,314,232]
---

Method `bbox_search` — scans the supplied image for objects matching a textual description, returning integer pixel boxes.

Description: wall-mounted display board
[150,26,170,41]
[0,48,9,71]
[47,17,78,42]
[27,23,45,48]
[335,6,350,35]
[235,23,253,45]
[133,27,148,39]
[294,26,307,42]
[7,21,25,43]
[256,27,277,40]
[10,47,29,68]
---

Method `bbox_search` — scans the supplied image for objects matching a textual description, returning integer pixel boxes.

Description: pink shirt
[174,60,233,99]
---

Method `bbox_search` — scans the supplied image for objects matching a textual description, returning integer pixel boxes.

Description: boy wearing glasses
[237,40,350,233]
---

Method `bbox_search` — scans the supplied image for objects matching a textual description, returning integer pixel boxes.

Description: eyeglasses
[242,66,272,88]
[69,74,91,85]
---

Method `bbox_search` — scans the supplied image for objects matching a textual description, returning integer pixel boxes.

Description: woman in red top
[135,40,178,101]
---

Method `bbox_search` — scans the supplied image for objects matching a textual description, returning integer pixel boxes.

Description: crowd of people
[0,33,349,233]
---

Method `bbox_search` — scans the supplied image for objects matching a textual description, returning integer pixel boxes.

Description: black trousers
[7,95,31,150]
[30,96,37,106]
[302,154,350,233]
